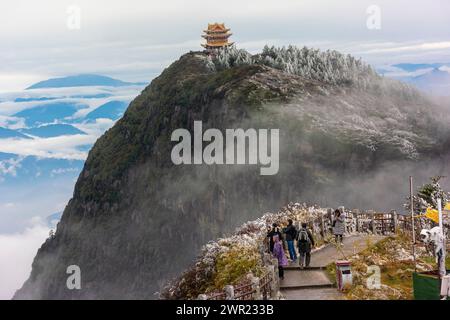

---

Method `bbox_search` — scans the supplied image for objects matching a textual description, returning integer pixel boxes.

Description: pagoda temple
[201,23,233,52]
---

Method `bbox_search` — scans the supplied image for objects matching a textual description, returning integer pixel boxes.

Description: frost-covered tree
[209,45,378,87]
[207,44,421,101]
[209,45,253,70]
[404,176,450,214]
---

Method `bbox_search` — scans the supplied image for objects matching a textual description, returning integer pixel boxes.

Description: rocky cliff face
[14,49,450,299]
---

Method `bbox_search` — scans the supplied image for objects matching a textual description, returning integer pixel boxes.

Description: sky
[1,0,450,92]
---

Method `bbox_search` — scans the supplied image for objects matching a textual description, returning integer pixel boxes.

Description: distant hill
[393,63,446,72]
[84,101,129,122]
[379,63,450,97]
[0,127,31,139]
[13,102,87,126]
[14,97,58,103]
[26,74,146,90]
[409,68,450,96]
[20,124,86,138]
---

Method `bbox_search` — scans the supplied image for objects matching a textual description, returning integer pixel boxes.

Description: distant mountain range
[84,101,129,122]
[26,74,147,90]
[379,63,450,96]
[407,68,450,96]
[392,63,447,72]
[19,124,86,138]
[13,102,87,127]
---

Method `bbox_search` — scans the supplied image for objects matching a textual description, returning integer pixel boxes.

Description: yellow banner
[425,207,440,223]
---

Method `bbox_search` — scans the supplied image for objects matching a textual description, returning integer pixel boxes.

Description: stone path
[280,234,385,300]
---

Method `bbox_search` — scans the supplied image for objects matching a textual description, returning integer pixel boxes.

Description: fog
[302,158,450,214]
[0,218,50,299]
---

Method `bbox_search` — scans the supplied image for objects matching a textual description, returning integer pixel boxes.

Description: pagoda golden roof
[203,22,231,33]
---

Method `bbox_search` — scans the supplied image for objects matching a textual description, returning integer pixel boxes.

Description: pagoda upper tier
[201,23,233,50]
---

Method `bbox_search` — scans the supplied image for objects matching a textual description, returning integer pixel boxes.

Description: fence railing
[198,256,280,300]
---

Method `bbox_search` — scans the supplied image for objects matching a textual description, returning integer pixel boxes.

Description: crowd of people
[267,209,345,280]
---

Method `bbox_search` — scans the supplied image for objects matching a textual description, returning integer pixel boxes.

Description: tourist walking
[267,223,282,253]
[333,209,345,244]
[283,219,298,262]
[272,234,288,280]
[297,223,315,268]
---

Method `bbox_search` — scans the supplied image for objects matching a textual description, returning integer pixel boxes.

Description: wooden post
[225,285,235,300]
[266,265,277,299]
[410,176,417,272]
[437,198,446,278]
[354,210,360,233]
[251,276,262,300]
[263,253,272,265]
[327,208,333,232]
[392,211,398,233]
[270,258,279,299]
[320,212,325,237]
[371,213,376,234]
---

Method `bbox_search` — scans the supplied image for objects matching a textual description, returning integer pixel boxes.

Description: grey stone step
[280,269,333,290]
[284,265,325,270]
[282,288,342,300]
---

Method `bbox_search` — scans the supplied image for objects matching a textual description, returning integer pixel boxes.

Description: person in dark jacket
[267,223,282,253]
[283,219,297,262]
[297,223,315,268]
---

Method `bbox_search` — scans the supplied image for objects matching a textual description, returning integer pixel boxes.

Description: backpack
[298,228,310,243]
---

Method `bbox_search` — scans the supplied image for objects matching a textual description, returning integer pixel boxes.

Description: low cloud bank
[0,218,50,300]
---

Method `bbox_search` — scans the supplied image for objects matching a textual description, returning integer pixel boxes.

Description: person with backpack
[272,234,288,280]
[283,219,298,262]
[333,209,345,244]
[297,222,315,268]
[267,223,282,253]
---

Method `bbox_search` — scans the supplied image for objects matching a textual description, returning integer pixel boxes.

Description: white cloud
[0,157,23,178]
[357,41,450,55]
[0,85,140,117]
[379,65,435,78]
[0,115,26,129]
[0,135,93,160]
[0,217,50,299]
[0,117,119,161]
[50,167,80,177]
[0,73,44,94]
[74,118,115,136]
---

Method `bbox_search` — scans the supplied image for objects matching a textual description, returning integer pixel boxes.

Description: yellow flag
[425,207,440,223]
[444,203,450,211]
